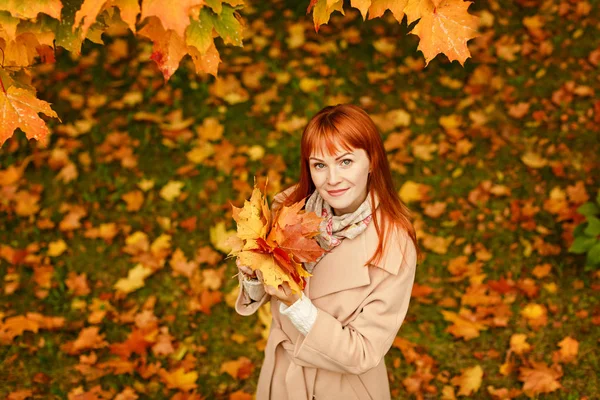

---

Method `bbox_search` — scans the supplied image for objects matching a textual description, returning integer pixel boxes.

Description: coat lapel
[308,228,372,300]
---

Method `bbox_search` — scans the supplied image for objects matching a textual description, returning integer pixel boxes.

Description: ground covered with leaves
[1,0,600,399]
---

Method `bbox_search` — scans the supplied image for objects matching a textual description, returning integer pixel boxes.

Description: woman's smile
[327,188,349,197]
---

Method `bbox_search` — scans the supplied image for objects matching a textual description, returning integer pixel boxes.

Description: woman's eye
[314,163,325,169]
[341,159,352,166]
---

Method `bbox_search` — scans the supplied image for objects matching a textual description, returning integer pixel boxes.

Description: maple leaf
[367,0,408,22]
[159,180,185,202]
[140,0,204,38]
[441,310,487,340]
[138,16,189,80]
[210,221,237,254]
[406,0,479,66]
[62,326,109,354]
[232,185,271,250]
[220,356,254,379]
[110,329,154,359]
[197,289,223,314]
[114,263,154,294]
[0,0,62,20]
[54,0,86,53]
[121,190,144,211]
[451,365,483,396]
[47,239,67,257]
[236,250,309,295]
[73,0,108,39]
[555,336,578,363]
[0,85,59,147]
[0,315,39,342]
[231,182,325,294]
[208,4,244,47]
[268,199,323,262]
[108,0,141,33]
[159,367,198,391]
[185,8,214,54]
[509,333,532,355]
[308,0,345,33]
[518,361,562,396]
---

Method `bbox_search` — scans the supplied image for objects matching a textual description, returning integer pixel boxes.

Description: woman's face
[309,146,371,216]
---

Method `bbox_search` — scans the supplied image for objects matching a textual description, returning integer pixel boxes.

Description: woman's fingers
[239,265,254,276]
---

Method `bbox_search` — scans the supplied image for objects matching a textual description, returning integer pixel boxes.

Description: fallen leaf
[451,364,483,396]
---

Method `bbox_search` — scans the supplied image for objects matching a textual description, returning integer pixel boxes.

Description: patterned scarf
[303,189,378,273]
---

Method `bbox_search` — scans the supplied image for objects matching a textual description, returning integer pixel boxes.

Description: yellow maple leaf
[159,180,184,202]
[510,333,532,355]
[450,364,482,396]
[232,186,271,249]
[398,180,430,203]
[521,152,548,168]
[187,142,214,164]
[160,367,198,391]
[368,0,407,22]
[47,239,67,257]
[310,0,345,32]
[237,250,310,295]
[210,221,237,254]
[114,264,153,294]
[520,303,547,329]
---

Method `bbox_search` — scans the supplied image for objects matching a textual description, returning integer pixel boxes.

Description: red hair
[281,104,419,267]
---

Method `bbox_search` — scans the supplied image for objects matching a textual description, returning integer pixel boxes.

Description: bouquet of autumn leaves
[227,184,326,294]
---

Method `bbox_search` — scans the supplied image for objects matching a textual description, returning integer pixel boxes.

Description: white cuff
[241,277,266,301]
[279,294,318,336]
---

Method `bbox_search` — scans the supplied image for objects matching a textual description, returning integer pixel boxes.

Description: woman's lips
[327,188,349,197]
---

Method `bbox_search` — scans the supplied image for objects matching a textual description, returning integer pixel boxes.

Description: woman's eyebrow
[309,152,353,161]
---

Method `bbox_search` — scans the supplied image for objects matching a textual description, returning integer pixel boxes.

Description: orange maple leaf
[137,16,189,80]
[406,0,479,66]
[140,0,204,37]
[0,86,59,147]
[518,361,563,396]
[231,181,325,294]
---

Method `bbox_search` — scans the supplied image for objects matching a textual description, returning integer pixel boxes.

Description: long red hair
[281,104,419,267]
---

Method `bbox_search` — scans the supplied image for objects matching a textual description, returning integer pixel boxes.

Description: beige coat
[235,190,417,400]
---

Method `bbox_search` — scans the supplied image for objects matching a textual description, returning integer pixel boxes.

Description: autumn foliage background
[1,0,600,399]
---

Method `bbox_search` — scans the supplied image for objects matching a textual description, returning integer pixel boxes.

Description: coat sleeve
[234,184,298,316]
[291,237,417,375]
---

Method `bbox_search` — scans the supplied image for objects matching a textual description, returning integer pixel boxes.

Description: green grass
[1,0,600,398]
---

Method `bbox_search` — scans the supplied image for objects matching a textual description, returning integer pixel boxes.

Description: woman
[235,104,418,400]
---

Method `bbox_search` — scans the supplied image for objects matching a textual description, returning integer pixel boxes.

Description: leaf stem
[0,48,5,93]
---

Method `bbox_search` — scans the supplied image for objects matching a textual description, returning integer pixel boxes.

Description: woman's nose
[327,168,341,185]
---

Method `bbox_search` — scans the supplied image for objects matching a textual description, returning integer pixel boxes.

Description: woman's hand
[263,279,301,307]
[236,258,256,278]
[237,258,301,306]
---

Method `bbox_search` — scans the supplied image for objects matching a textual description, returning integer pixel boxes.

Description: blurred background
[1,0,599,398]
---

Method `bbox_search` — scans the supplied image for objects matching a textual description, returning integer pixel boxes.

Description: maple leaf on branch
[230,180,325,294]
[306,0,479,66]
[406,0,479,66]
[0,82,59,147]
